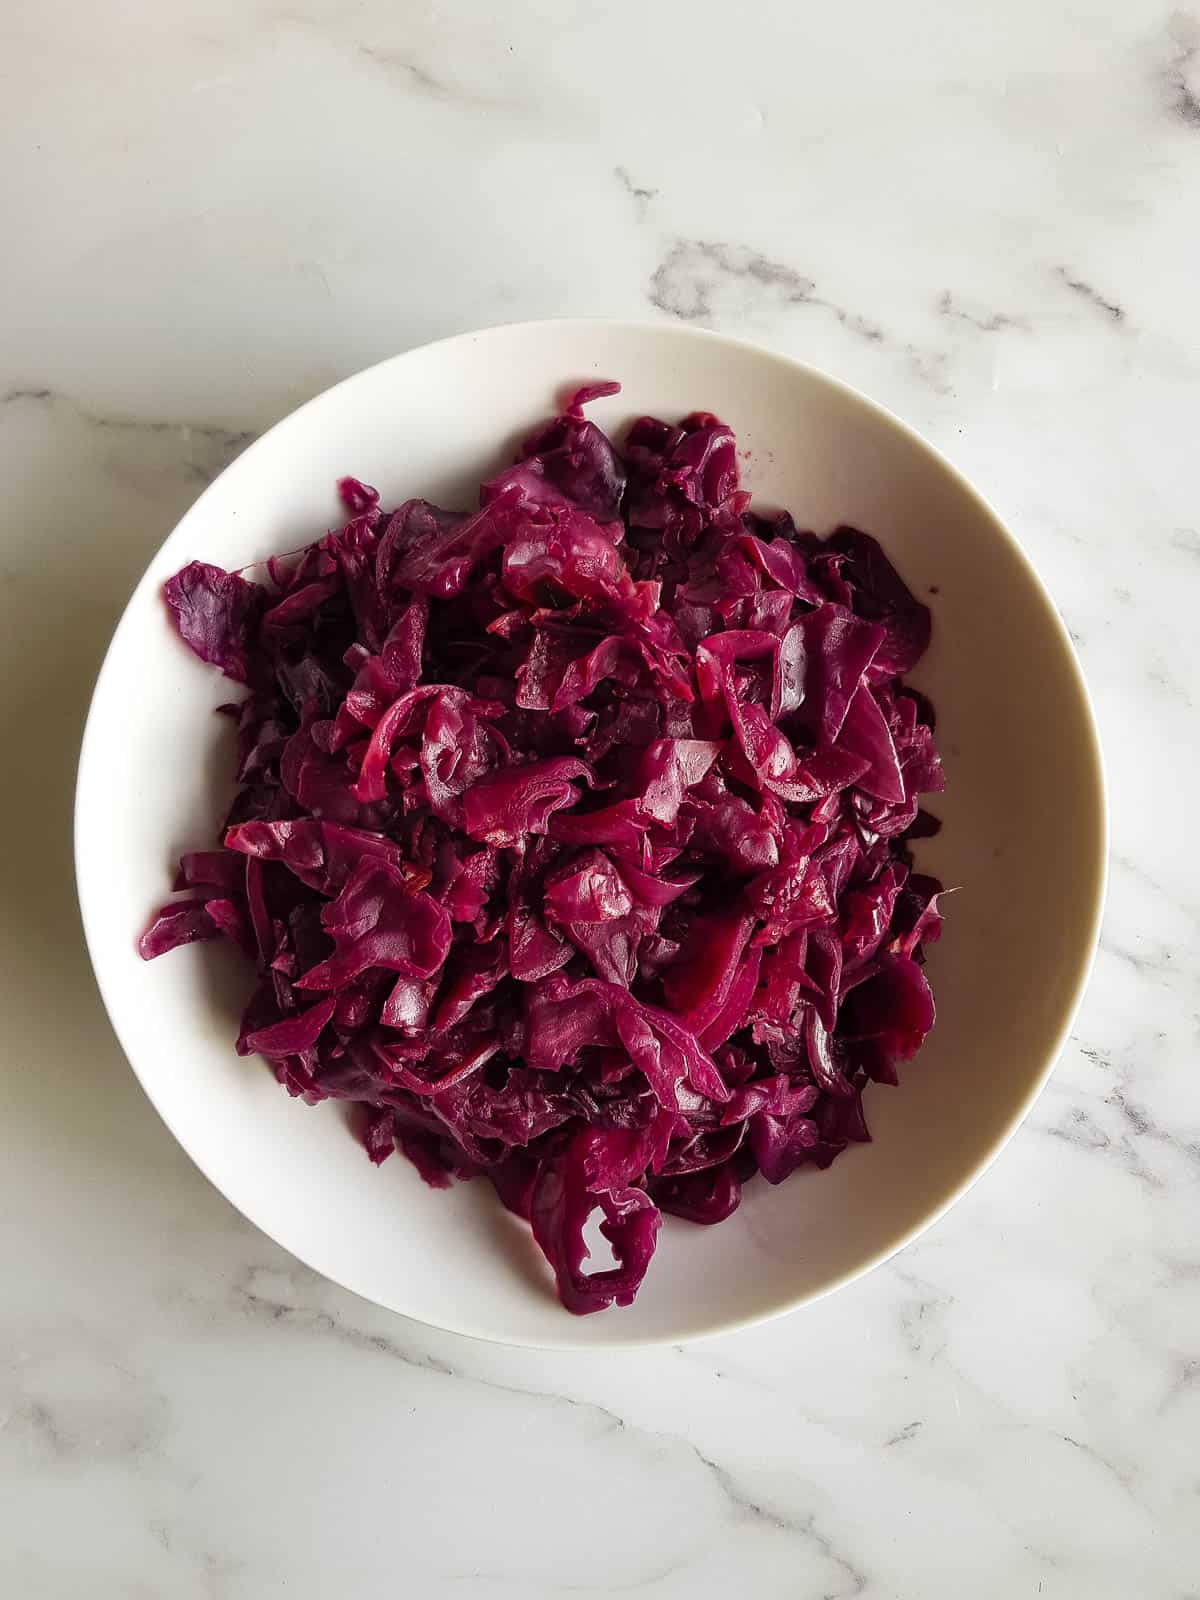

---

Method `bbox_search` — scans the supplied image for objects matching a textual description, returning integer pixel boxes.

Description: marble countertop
[3,1,1198,1594]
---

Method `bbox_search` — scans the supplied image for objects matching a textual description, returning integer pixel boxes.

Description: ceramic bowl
[75,320,1106,1347]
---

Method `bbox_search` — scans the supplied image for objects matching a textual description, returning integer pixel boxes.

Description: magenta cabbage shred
[141,383,945,1314]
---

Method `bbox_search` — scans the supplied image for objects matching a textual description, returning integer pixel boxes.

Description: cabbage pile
[141,383,944,1313]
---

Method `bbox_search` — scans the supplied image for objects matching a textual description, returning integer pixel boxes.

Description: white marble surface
[2,1,1198,1594]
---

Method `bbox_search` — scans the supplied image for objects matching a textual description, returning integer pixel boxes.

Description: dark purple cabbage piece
[141,387,945,1314]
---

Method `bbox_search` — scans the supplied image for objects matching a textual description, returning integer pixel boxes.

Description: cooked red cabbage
[141,387,945,1314]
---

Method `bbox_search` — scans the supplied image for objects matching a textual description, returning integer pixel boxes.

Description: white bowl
[75,320,1105,1348]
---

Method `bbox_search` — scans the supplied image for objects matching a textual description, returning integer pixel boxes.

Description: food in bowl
[139,382,945,1313]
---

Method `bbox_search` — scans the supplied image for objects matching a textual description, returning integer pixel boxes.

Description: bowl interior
[75,321,1104,1347]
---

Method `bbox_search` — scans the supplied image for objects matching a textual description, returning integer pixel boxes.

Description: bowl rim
[74,316,1108,1349]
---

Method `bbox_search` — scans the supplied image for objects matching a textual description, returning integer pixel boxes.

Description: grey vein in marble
[1163,10,1200,127]
[4,1359,170,1474]
[1056,1432,1138,1499]
[648,240,885,343]
[231,1264,628,1431]
[883,1420,923,1447]
[689,1448,869,1597]
[1054,267,1126,324]
[1038,1057,1200,1190]
[354,42,450,97]
[349,38,513,113]
[614,166,658,218]
[893,1269,955,1362]
[934,291,1025,333]
[1,385,255,483]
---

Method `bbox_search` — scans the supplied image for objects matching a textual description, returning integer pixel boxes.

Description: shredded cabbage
[141,385,945,1313]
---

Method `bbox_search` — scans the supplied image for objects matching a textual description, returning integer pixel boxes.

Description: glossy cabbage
[140,390,945,1314]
